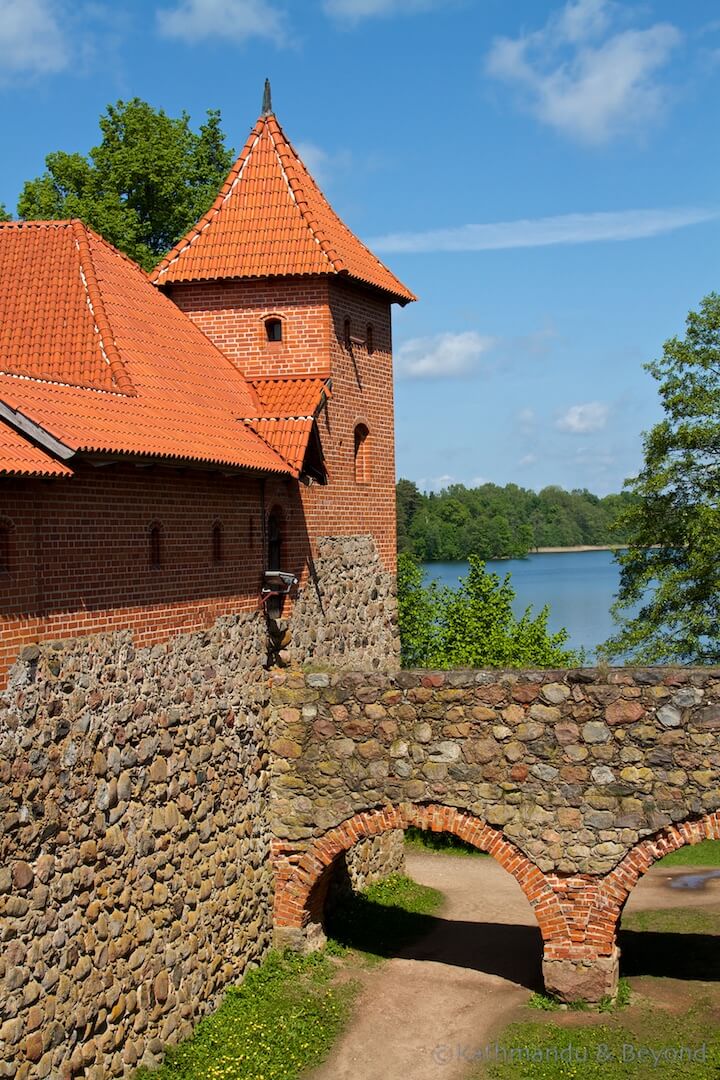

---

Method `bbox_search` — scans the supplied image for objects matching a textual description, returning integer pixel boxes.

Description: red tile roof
[151,112,416,305]
[0,221,301,477]
[0,220,133,393]
[244,417,316,473]
[249,377,330,418]
[243,377,330,474]
[0,419,72,478]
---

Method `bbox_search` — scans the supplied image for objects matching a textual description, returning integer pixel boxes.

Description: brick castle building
[0,86,414,684]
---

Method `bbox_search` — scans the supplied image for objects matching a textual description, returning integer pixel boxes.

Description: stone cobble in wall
[344,829,405,891]
[288,536,399,671]
[0,613,272,1080]
[269,667,720,875]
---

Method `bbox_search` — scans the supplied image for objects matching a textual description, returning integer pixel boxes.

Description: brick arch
[273,803,569,946]
[574,811,720,954]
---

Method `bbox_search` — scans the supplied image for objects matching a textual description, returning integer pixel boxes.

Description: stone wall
[0,613,273,1080]
[345,829,405,890]
[286,536,399,671]
[269,667,720,875]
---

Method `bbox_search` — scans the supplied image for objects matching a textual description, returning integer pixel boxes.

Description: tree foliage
[397,480,635,562]
[0,204,10,222]
[602,293,720,664]
[397,553,582,668]
[17,99,234,271]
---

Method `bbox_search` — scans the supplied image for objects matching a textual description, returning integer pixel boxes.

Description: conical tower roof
[151,90,415,305]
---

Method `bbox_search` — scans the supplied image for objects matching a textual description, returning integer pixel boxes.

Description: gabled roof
[0,220,299,477]
[242,376,330,479]
[151,108,415,305]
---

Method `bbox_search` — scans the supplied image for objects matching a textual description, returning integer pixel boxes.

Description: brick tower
[152,83,415,667]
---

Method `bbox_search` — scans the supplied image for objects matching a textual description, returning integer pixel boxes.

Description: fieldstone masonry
[0,615,274,1079]
[270,667,720,1003]
[287,536,399,670]
[0,540,401,1080]
[2,630,720,1076]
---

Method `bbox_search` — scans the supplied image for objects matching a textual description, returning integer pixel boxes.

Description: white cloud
[418,474,456,493]
[0,0,69,78]
[157,0,284,44]
[323,0,438,20]
[368,206,717,254]
[556,402,609,433]
[293,141,353,188]
[518,453,538,466]
[396,331,497,379]
[485,0,681,144]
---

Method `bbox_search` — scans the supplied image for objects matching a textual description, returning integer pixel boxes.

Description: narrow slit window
[149,524,162,568]
[366,324,374,354]
[212,522,223,564]
[344,318,351,348]
[354,424,370,484]
[265,317,282,342]
[0,525,9,573]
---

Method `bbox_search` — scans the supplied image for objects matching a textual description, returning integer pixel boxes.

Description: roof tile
[0,419,72,478]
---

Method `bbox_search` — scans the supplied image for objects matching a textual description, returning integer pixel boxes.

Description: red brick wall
[169,275,397,571]
[302,280,397,571]
[168,278,331,380]
[0,464,308,684]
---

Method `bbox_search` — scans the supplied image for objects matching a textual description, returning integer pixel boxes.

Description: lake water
[423,549,628,659]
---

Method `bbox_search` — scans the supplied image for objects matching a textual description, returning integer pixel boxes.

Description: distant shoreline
[533,544,624,554]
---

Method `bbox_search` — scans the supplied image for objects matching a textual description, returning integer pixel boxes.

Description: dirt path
[307,853,720,1080]
[308,853,539,1080]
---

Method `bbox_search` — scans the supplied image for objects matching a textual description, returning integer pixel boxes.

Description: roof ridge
[265,116,346,275]
[71,221,136,396]
[0,219,75,230]
[151,121,264,283]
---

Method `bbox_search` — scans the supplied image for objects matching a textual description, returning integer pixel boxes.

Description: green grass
[404,826,488,857]
[656,840,720,867]
[473,1002,720,1079]
[133,873,442,1080]
[622,907,719,936]
[327,871,443,958]
[133,950,355,1080]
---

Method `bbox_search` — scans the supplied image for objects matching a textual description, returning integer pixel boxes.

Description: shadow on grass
[620,929,720,981]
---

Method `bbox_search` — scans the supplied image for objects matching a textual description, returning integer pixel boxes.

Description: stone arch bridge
[269,668,720,1002]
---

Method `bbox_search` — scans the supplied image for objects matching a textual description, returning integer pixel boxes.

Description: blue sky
[2,0,719,495]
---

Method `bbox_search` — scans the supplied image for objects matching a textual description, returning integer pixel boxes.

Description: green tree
[602,293,720,664]
[0,204,10,222]
[397,554,438,668]
[396,479,422,553]
[17,99,234,271]
[397,553,581,668]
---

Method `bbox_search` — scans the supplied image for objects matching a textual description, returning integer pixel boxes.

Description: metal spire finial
[262,79,273,117]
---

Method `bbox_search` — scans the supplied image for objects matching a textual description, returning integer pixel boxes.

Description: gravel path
[306,852,720,1080]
